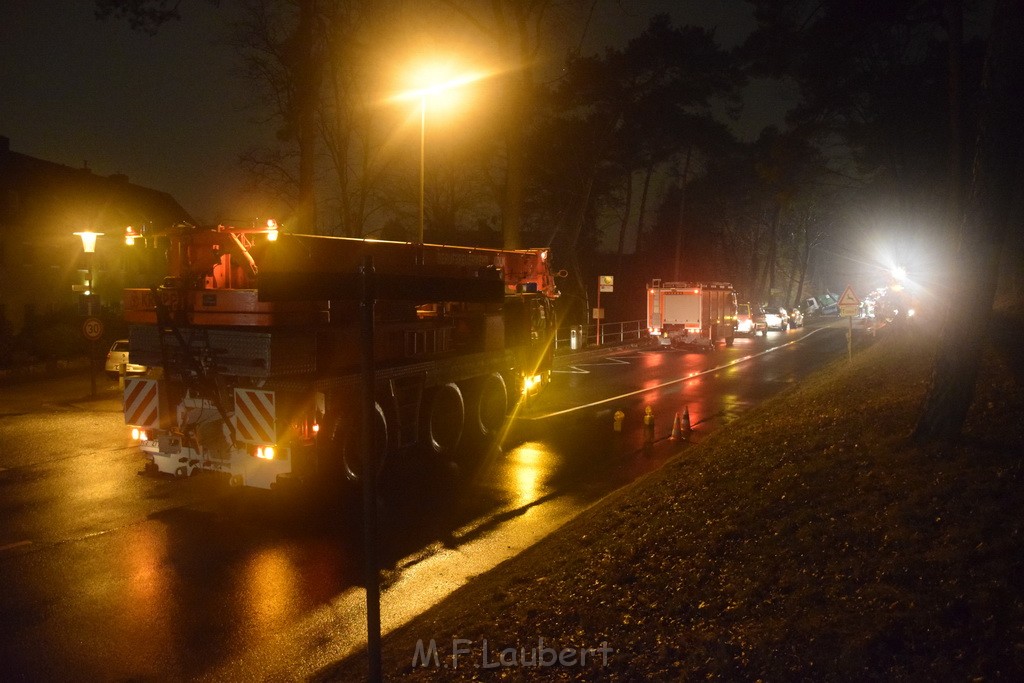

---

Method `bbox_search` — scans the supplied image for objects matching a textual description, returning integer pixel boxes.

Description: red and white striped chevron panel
[124,377,160,428]
[233,388,277,444]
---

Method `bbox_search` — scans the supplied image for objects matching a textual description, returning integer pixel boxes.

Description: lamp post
[74,231,103,397]
[396,67,484,243]
[419,93,426,244]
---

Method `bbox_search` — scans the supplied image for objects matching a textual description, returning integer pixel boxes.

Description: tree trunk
[672,146,693,281]
[294,0,320,234]
[765,201,781,302]
[793,225,813,310]
[755,203,781,303]
[634,161,654,255]
[746,218,764,302]
[912,0,1024,443]
[503,103,525,248]
[615,170,633,271]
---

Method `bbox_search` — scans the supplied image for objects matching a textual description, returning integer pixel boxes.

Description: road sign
[598,275,614,293]
[838,285,860,317]
[82,317,104,341]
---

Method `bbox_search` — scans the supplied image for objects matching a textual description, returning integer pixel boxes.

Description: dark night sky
[1,1,791,225]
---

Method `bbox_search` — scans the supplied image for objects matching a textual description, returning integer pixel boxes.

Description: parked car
[104,339,147,379]
[761,307,790,332]
[751,307,769,336]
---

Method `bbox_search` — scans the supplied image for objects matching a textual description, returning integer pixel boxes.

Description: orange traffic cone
[669,412,682,441]
[682,405,692,434]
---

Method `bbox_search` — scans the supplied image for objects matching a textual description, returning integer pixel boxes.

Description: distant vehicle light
[907,308,916,317]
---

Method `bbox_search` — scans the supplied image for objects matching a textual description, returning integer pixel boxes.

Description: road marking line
[0,540,32,552]
[528,327,831,420]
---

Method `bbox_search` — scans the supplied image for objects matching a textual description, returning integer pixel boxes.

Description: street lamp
[395,65,484,243]
[73,231,104,294]
[73,230,104,397]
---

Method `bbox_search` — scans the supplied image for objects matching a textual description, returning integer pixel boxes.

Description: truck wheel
[469,372,507,440]
[422,383,464,457]
[325,403,389,483]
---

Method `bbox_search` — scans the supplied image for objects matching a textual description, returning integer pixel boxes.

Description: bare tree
[913,0,1024,442]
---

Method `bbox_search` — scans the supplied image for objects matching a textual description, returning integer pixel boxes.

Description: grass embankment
[324,323,1024,681]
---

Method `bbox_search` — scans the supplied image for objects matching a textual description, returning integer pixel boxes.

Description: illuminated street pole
[420,93,426,243]
[73,231,103,397]
[395,66,485,243]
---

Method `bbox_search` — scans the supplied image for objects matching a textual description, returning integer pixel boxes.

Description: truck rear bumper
[142,443,292,489]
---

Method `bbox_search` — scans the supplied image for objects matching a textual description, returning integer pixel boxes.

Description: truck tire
[324,402,389,483]
[468,372,507,440]
[422,383,464,457]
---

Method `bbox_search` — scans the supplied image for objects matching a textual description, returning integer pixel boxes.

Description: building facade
[0,135,193,333]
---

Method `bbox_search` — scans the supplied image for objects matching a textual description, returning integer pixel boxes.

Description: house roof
[0,135,194,231]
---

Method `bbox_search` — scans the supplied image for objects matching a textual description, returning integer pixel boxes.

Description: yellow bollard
[613,409,625,432]
[643,406,655,443]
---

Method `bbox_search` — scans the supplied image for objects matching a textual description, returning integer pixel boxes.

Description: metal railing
[554,319,647,350]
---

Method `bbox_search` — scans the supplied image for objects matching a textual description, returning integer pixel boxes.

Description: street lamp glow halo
[393,71,488,102]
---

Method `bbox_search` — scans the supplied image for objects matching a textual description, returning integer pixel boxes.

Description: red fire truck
[646,280,737,349]
[121,222,559,491]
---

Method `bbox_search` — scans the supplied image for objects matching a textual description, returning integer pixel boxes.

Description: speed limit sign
[82,317,104,341]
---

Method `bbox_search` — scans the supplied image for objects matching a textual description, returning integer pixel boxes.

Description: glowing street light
[394,64,485,243]
[73,231,104,292]
[74,230,102,254]
[73,230,104,397]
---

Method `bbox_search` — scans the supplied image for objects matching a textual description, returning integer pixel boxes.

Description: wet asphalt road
[0,320,855,680]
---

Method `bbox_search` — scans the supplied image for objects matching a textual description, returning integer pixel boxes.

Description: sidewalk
[552,336,650,366]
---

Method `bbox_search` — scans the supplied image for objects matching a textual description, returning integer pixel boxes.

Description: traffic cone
[681,405,691,434]
[669,412,682,441]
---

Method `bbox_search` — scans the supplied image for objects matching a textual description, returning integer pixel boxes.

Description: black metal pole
[89,257,96,398]
[360,255,382,682]
[90,339,97,398]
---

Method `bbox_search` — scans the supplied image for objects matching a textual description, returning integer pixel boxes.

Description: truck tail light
[130,427,149,441]
[522,373,542,394]
[255,445,276,460]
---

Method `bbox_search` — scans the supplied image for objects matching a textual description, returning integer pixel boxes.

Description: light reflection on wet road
[0,323,850,680]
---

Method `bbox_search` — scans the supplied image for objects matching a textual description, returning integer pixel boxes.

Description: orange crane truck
[121,222,559,491]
